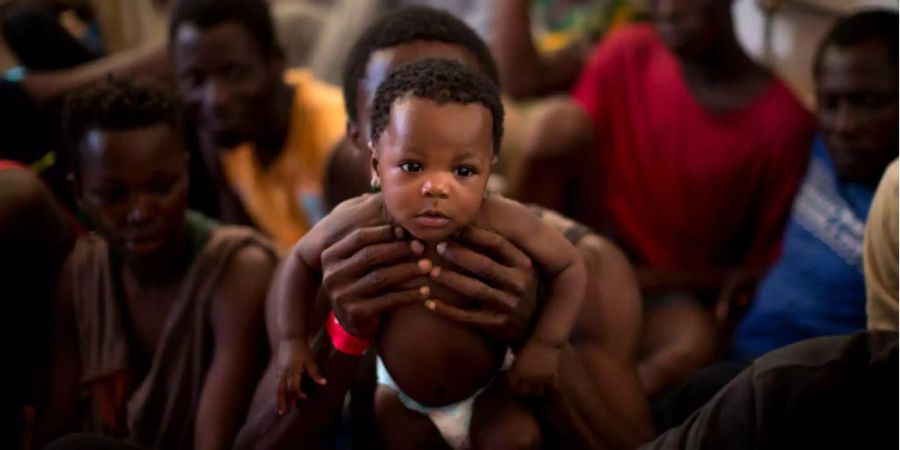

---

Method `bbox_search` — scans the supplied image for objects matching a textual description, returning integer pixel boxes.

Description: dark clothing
[1,3,97,71]
[643,331,898,450]
[47,433,150,450]
[69,213,276,449]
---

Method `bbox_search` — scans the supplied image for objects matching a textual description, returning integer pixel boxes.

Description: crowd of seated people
[0,0,896,449]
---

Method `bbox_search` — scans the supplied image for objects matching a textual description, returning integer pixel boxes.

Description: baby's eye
[400,162,423,173]
[453,166,476,177]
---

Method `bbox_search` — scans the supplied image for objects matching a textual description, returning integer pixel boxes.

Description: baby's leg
[374,385,450,450]
[470,378,542,450]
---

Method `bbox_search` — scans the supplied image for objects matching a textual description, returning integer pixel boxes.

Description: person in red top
[508,0,814,397]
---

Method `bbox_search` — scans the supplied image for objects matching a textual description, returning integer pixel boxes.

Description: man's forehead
[173,21,267,62]
[819,43,898,88]
[364,42,480,88]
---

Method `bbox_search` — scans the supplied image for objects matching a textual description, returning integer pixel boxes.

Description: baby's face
[373,97,494,241]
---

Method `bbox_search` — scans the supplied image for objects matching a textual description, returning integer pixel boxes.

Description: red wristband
[326,311,371,356]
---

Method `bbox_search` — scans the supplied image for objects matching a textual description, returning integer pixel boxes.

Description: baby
[275,58,586,447]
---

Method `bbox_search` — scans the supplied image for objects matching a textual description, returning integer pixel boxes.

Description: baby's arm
[274,196,378,411]
[273,218,328,411]
[484,198,587,394]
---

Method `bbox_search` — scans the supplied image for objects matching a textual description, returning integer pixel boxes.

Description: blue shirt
[731,137,875,360]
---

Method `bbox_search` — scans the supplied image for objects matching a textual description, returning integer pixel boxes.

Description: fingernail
[410,240,424,254]
[425,300,436,310]
[419,286,430,297]
[417,259,432,272]
[430,266,441,278]
[394,227,405,239]
[437,242,447,254]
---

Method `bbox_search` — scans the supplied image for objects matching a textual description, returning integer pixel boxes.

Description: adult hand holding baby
[320,225,433,339]
[320,224,539,346]
[425,226,540,347]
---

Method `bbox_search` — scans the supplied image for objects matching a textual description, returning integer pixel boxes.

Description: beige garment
[69,220,277,449]
[864,159,898,331]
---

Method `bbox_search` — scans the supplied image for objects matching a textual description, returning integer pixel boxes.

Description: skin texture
[276,97,585,416]
[40,124,274,450]
[171,20,291,225]
[816,41,898,185]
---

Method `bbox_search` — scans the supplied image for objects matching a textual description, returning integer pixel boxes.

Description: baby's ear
[369,141,381,175]
[368,143,382,192]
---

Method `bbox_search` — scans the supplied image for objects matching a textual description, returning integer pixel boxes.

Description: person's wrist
[327,311,371,356]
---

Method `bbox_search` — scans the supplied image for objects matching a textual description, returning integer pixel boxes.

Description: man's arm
[19,41,169,106]
[234,331,368,450]
[194,245,275,450]
[492,0,588,99]
[559,234,654,449]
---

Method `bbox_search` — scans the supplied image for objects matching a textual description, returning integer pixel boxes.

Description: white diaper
[375,351,514,449]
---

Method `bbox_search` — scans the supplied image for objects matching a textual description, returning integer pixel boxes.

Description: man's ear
[348,121,365,152]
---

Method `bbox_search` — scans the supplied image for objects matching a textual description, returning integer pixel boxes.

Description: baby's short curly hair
[370,58,503,154]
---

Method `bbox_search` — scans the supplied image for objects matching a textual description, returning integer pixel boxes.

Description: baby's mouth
[415,209,451,228]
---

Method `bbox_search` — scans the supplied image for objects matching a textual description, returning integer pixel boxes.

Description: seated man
[170,0,346,250]
[731,10,899,359]
[242,7,652,450]
[508,0,814,396]
[39,78,277,450]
